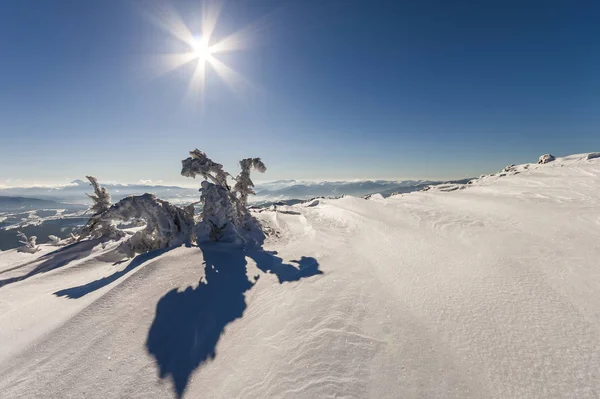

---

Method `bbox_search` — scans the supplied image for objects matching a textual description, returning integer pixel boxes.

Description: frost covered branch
[16,231,40,253]
[181,150,267,245]
[48,235,62,246]
[79,177,125,242]
[80,193,195,257]
[47,234,73,247]
[75,149,267,256]
[86,176,111,214]
[181,149,230,190]
[233,158,266,210]
[232,158,267,233]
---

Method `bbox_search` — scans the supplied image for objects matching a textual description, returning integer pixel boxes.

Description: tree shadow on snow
[146,244,322,398]
[246,250,322,283]
[0,239,102,289]
[53,247,173,299]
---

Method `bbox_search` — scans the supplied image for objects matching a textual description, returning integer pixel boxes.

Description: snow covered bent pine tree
[181,149,266,245]
[78,177,194,256]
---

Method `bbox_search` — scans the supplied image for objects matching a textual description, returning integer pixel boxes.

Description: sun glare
[191,37,212,62]
[143,1,258,106]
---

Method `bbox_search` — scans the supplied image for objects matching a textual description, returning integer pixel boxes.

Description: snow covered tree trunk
[195,180,241,244]
[181,150,239,243]
[232,157,266,227]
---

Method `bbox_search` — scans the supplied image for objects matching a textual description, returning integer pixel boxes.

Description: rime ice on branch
[76,150,267,255]
[79,176,124,241]
[181,149,267,244]
[79,178,194,256]
[233,158,266,225]
[86,194,195,257]
[48,235,62,246]
[86,176,111,214]
[181,150,231,189]
[196,180,239,242]
[16,231,40,253]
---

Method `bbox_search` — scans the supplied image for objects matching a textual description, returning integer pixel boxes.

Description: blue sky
[1,0,599,186]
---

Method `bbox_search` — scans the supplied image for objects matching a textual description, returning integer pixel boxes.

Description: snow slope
[1,153,599,398]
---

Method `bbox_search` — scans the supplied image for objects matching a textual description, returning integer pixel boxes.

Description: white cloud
[137,179,163,186]
[0,178,80,189]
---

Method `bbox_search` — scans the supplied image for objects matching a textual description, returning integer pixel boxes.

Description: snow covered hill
[1,153,599,398]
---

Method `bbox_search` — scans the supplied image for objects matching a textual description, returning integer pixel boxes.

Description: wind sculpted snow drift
[0,153,600,398]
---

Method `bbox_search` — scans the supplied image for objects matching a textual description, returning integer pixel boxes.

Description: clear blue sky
[1,0,599,186]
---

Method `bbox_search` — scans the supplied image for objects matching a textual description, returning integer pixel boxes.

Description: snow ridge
[1,152,600,398]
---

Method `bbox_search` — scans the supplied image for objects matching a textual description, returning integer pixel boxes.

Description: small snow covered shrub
[48,235,63,246]
[502,164,517,173]
[181,149,267,245]
[16,231,40,253]
[81,193,195,257]
[364,193,384,200]
[196,180,240,242]
[538,154,555,164]
[78,177,195,256]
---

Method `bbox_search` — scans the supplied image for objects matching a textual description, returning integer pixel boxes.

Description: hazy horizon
[0,176,446,190]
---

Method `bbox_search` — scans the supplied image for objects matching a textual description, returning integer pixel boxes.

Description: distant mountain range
[252,179,475,201]
[0,178,475,206]
[0,180,200,205]
[0,196,86,212]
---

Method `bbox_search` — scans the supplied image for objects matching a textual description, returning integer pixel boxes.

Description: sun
[143,1,259,105]
[190,36,212,63]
